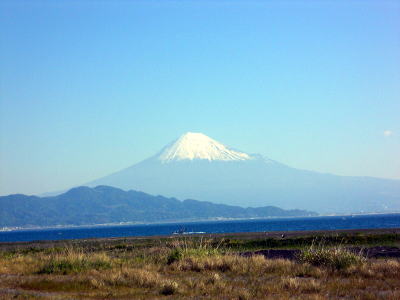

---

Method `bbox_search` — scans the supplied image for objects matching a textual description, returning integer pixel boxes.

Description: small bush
[167,249,182,265]
[299,245,365,270]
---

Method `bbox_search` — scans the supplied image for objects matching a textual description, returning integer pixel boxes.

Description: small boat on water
[172,227,205,235]
[173,227,187,235]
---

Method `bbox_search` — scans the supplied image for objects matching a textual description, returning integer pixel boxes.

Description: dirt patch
[240,249,301,260]
[353,246,400,258]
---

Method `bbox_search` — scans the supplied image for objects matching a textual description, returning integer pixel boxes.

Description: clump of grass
[280,277,321,293]
[0,253,42,274]
[173,253,279,274]
[89,267,162,289]
[299,244,365,270]
[166,237,222,264]
[166,249,183,264]
[205,272,221,284]
[0,251,16,259]
[348,259,400,279]
[174,255,233,272]
[38,248,111,275]
[160,280,179,295]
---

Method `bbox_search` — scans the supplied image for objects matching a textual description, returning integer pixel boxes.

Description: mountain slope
[88,132,400,214]
[0,186,316,228]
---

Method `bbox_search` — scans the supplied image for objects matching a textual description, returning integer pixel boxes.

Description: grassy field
[0,229,399,299]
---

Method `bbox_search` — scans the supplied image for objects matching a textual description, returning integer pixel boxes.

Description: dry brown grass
[0,242,399,299]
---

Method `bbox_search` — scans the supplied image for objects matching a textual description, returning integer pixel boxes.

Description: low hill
[0,185,316,228]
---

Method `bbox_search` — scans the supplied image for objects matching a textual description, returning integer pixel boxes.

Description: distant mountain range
[88,132,400,214]
[0,185,316,228]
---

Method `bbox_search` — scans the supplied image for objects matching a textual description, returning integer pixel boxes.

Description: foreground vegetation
[0,232,399,299]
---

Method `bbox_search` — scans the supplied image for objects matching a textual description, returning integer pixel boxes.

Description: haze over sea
[1,214,399,243]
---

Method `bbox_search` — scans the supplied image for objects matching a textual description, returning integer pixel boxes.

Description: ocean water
[1,213,399,243]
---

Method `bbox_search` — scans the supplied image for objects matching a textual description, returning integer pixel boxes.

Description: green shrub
[167,249,182,265]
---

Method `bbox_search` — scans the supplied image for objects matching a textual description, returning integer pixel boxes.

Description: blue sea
[1,214,399,243]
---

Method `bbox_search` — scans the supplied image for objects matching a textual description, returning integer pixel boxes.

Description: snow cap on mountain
[158,132,252,162]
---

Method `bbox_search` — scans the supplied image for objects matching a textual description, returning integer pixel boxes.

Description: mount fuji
[88,132,400,214]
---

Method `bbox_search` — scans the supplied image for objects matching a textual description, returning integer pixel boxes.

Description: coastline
[1,227,399,249]
[2,212,400,233]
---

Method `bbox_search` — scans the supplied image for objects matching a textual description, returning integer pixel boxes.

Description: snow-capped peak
[158,132,252,162]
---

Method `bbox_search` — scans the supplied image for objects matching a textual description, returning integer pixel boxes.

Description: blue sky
[0,0,399,195]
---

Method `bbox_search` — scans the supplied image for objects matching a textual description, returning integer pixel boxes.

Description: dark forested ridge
[0,186,316,227]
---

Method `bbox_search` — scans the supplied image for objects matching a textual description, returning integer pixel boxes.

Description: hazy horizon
[1,1,399,196]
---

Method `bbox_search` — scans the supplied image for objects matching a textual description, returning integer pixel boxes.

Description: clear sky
[0,0,399,196]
